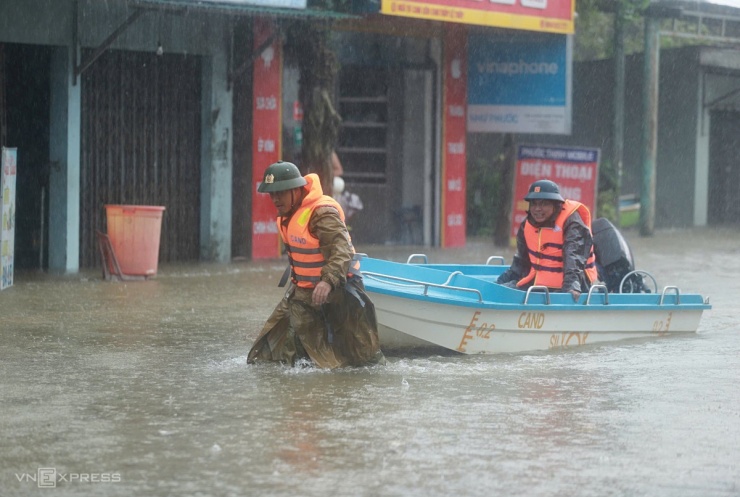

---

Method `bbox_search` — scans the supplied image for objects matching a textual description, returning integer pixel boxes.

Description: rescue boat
[359,252,711,355]
[361,218,711,354]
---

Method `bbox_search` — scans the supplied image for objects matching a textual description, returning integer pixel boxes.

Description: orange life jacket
[277,174,358,289]
[517,199,599,289]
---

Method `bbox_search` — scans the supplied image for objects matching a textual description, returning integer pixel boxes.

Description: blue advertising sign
[467,34,572,134]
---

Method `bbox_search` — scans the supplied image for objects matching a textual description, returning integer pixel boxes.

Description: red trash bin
[105,205,165,277]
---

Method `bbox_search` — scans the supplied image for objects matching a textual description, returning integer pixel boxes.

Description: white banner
[1,147,17,290]
[153,0,308,10]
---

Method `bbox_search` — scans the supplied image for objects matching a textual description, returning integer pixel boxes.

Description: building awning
[650,0,740,17]
[706,0,740,8]
[648,0,740,43]
[132,0,360,20]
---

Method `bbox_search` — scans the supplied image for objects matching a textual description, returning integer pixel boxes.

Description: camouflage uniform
[248,205,385,369]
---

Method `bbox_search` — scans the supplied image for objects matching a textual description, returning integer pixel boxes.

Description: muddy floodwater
[1,227,739,497]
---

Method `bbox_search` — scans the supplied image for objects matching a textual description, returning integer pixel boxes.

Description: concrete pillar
[694,72,709,227]
[612,2,626,227]
[640,15,660,237]
[199,50,233,263]
[48,46,81,274]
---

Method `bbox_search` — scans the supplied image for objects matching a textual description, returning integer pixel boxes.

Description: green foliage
[467,156,503,237]
[573,0,724,62]
[596,158,617,223]
[574,2,616,61]
[573,0,648,61]
[598,188,618,223]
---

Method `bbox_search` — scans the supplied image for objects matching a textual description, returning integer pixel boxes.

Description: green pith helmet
[524,179,564,202]
[257,161,307,193]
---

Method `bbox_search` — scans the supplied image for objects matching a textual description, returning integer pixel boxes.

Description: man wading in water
[247,161,385,369]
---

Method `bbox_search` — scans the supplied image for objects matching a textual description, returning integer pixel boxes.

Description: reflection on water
[1,228,739,496]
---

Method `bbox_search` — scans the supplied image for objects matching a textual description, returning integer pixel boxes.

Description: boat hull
[372,292,704,354]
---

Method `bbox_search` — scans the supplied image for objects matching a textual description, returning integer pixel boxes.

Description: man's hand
[570,290,581,302]
[312,281,332,306]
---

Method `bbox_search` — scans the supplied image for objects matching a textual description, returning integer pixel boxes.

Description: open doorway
[400,67,435,245]
[2,43,51,271]
[709,109,740,225]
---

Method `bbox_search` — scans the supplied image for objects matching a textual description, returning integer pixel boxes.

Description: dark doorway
[231,19,253,261]
[709,110,740,225]
[2,44,51,271]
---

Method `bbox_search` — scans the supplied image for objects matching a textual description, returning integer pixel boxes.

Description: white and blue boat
[360,253,711,355]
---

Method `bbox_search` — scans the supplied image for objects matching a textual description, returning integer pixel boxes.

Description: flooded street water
[1,227,739,497]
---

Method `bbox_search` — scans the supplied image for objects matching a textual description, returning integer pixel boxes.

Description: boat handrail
[620,270,658,294]
[486,256,506,265]
[362,271,483,302]
[660,286,681,305]
[442,271,464,285]
[524,286,550,305]
[586,285,609,305]
[407,254,428,264]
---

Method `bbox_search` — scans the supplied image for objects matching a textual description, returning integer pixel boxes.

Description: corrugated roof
[651,0,740,15]
[701,0,740,8]
[132,0,360,19]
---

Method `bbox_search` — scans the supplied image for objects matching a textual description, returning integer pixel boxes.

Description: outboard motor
[591,218,649,293]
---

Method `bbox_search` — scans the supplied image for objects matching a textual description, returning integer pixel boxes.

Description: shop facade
[0,0,574,273]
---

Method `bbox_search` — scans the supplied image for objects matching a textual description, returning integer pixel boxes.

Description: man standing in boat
[247,160,385,369]
[496,179,599,302]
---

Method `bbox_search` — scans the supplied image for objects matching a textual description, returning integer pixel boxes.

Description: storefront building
[0,0,574,273]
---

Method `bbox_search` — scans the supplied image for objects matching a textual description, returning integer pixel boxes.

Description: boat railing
[524,286,551,305]
[526,282,682,306]
[406,254,507,266]
[660,286,681,305]
[362,271,484,302]
[442,271,464,286]
[486,256,506,265]
[364,255,691,307]
[406,254,428,264]
[586,285,609,305]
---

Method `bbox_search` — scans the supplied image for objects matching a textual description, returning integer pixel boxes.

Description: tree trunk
[286,21,341,196]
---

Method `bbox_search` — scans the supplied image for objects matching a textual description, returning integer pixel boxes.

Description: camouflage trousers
[247,276,385,369]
